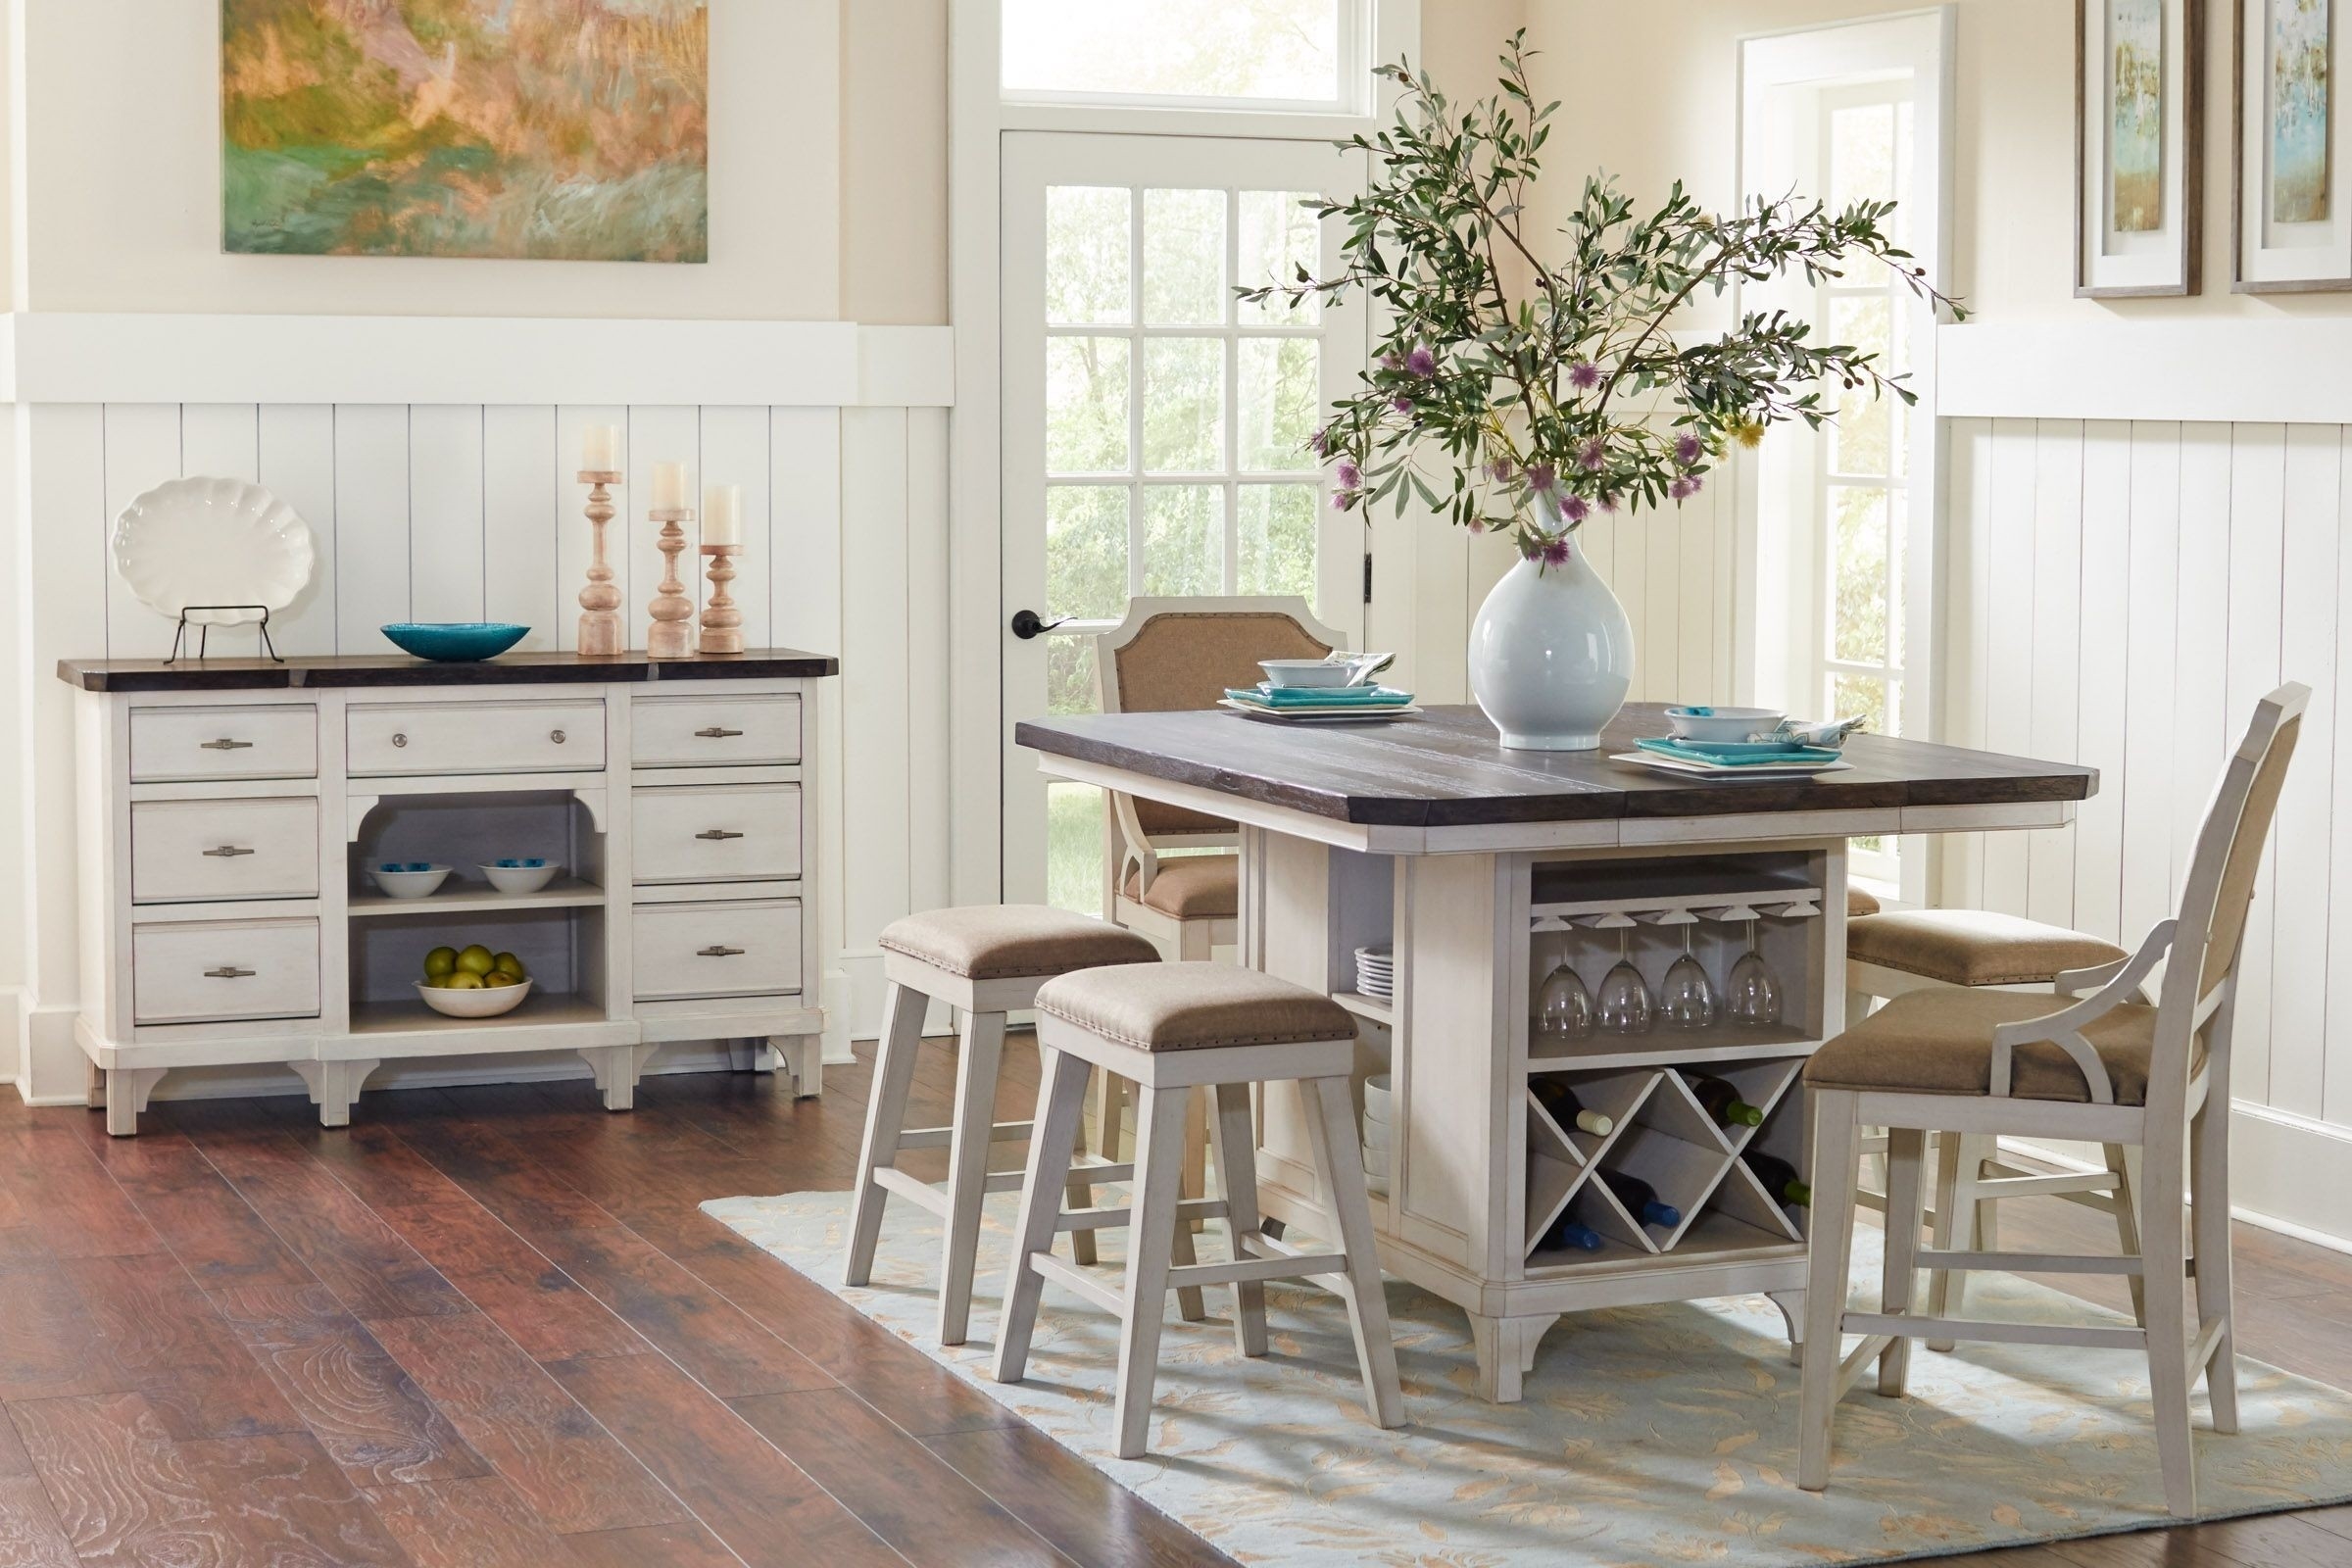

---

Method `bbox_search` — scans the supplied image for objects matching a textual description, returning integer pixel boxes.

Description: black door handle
[1009,609,1071,640]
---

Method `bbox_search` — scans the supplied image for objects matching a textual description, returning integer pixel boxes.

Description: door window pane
[1239,191,1322,324]
[1046,633,1101,716]
[1046,186,1132,325]
[1046,780,1105,915]
[1143,338,1225,472]
[1238,485,1319,603]
[1004,0,1347,106]
[1831,671,1890,736]
[1828,295,1892,476]
[1831,102,1896,210]
[1045,486,1130,619]
[1046,338,1131,473]
[1144,189,1225,324]
[1832,486,1891,663]
[1239,338,1319,471]
[1142,486,1224,595]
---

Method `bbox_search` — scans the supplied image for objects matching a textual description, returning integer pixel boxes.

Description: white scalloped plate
[111,475,317,626]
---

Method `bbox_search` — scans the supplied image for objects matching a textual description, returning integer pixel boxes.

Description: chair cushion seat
[1846,909,2129,988]
[1037,961,1355,1053]
[877,905,1159,981]
[1122,855,1239,919]
[1805,988,2191,1105]
[1846,886,1881,918]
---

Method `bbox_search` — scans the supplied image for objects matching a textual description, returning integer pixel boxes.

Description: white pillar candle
[650,460,689,511]
[703,484,742,546]
[579,423,619,472]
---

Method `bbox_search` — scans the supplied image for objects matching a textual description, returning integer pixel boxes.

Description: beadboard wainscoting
[1938,416,2352,1247]
[5,390,952,1104]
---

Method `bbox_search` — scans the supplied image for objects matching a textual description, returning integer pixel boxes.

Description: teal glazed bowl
[380,622,530,662]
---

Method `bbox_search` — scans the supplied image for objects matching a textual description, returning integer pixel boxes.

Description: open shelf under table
[347,877,608,918]
[1527,1021,1818,1073]
[1331,990,1396,1026]
[1523,1208,1798,1278]
[348,992,610,1036]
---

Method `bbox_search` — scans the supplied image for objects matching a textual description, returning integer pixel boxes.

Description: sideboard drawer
[129,705,317,784]
[633,900,802,1001]
[131,917,320,1025]
[632,784,802,884]
[632,694,803,767]
[347,701,606,777]
[130,798,318,904]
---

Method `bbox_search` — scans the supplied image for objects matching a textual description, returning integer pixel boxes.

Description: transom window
[1002,0,1370,113]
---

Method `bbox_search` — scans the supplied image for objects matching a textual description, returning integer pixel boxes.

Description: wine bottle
[1687,1073,1764,1128]
[1530,1076,1614,1138]
[1745,1152,1812,1207]
[1544,1216,1604,1251]
[1597,1168,1682,1229]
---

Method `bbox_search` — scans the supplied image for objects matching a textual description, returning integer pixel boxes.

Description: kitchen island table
[1016,703,2096,1402]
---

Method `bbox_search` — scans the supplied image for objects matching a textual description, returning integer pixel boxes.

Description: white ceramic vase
[1466,525,1634,751]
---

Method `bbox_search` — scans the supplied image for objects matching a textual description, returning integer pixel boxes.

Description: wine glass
[1595,925,1652,1034]
[1658,922,1718,1030]
[1726,915,1782,1025]
[1534,956,1594,1040]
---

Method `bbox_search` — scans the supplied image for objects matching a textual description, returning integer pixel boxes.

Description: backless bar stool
[844,905,1160,1346]
[994,961,1404,1459]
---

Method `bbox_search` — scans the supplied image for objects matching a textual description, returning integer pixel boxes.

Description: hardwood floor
[0,1042,2346,1567]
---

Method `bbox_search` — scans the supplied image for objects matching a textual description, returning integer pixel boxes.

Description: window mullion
[1128,185,1147,598]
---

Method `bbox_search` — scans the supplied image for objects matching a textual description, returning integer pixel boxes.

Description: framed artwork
[221,1,709,263]
[2077,0,2205,296]
[2234,0,2352,290]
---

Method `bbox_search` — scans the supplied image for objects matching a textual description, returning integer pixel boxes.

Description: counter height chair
[994,961,1404,1459]
[844,905,1161,1346]
[1797,683,2306,1517]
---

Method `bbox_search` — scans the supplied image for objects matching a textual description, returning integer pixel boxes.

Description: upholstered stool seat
[1846,886,1882,917]
[845,906,1160,1347]
[996,960,1403,1457]
[1846,908,2128,988]
[1120,854,1240,920]
[1808,989,2188,1107]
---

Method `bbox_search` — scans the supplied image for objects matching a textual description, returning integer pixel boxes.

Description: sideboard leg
[1468,1312,1529,1404]
[777,1035,822,1099]
[86,1058,107,1109]
[293,1059,380,1129]
[727,1040,781,1074]
[1767,1289,1807,1364]
[103,1067,167,1137]
[1518,1313,1561,1375]
[580,1045,657,1110]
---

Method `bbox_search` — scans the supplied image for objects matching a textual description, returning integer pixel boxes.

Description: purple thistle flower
[1336,460,1362,489]
[1540,535,1573,567]
[1568,361,1600,390]
[1674,432,1703,466]
[1487,457,1515,483]
[1578,436,1606,470]
[1669,474,1704,501]
[1310,426,1329,456]
[1598,491,1621,514]
[1524,464,1555,494]
[1561,495,1591,523]
[1381,352,1404,372]
[1392,395,1415,415]
[1406,345,1438,378]
[1332,489,1357,512]
[1466,516,1487,535]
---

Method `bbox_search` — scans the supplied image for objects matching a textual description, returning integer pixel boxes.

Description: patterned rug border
[706,1189,2352,1568]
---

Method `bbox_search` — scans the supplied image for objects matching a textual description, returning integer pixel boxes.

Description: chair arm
[1989,919,2176,1104]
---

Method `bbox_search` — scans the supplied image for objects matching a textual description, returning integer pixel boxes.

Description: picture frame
[2077,0,2205,297]
[2233,0,2352,290]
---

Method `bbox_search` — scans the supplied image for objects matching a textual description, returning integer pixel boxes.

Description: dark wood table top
[1016,703,2097,828]
[58,648,840,693]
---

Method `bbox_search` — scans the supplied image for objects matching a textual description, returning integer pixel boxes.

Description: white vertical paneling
[2071,421,2131,944]
[1679,481,1717,701]
[2116,422,2180,943]
[408,406,485,624]
[1643,497,1679,704]
[334,406,413,642]
[2026,419,2082,931]
[1613,503,1648,703]
[1937,418,1993,909]
[772,407,846,994]
[2224,425,2287,1102]
[554,406,631,651]
[697,407,773,645]
[2269,426,2339,1117]
[482,406,559,650]
[838,408,911,962]
[2172,425,2234,889]
[2328,436,2352,1129]
[1981,419,2037,915]
[259,405,339,658]
[180,405,260,482]
[905,408,952,917]
[99,405,181,661]
[628,406,700,645]
[1713,459,1740,700]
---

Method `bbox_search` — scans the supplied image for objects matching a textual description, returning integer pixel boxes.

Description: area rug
[703,1188,2352,1566]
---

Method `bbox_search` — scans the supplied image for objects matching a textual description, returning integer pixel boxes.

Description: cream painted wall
[844,0,950,324]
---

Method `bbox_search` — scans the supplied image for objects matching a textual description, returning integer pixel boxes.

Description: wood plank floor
[0,1043,2346,1567]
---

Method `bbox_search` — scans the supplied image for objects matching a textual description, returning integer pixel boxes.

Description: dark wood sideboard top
[59,649,841,693]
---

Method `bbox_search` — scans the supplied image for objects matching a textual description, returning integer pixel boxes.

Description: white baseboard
[0,985,23,1085]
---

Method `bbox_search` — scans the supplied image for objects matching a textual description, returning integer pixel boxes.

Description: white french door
[999,131,1369,911]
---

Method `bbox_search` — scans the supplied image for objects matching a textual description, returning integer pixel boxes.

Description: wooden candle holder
[645,507,695,660]
[576,469,623,658]
[697,545,744,656]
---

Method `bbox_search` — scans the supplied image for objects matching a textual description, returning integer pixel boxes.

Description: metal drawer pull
[551,729,567,744]
[697,945,745,958]
[695,829,745,841]
[204,966,256,979]
[201,845,256,858]
[199,738,253,751]
[391,733,408,748]
[695,726,744,739]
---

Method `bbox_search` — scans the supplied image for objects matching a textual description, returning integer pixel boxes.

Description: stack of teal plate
[1220,683,1419,723]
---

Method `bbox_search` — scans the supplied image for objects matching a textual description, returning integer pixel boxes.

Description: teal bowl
[380,622,530,662]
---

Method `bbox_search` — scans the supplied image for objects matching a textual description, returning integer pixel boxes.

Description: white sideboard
[58,650,840,1134]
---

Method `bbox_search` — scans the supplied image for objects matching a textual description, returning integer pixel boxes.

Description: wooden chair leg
[2140,1144,2198,1516]
[2104,1140,2149,1329]
[1798,1090,1862,1493]
[1300,1074,1404,1430]
[1067,1073,1101,1270]
[1167,1086,1210,1320]
[2190,1102,2237,1435]
[1113,1083,1191,1459]
[1928,1132,1991,1351]
[993,1047,1094,1386]
[1178,919,1213,961]
[1878,1127,1925,1398]
[1210,1082,1269,1356]
[844,982,925,1288]
[937,1009,1006,1347]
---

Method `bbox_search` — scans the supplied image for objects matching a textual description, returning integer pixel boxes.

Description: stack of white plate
[1354,945,1395,1002]
[1362,1073,1393,1196]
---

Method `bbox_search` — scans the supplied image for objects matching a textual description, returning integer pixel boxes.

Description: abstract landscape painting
[2272,0,2332,224]
[2108,0,2167,233]
[222,0,708,263]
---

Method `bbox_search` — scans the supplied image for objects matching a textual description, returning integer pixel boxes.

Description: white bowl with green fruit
[416,942,533,1018]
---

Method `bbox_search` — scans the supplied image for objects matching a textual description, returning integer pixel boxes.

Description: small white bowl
[1260,659,1352,689]
[1665,706,1786,744]
[415,977,532,1018]
[368,863,451,899]
[479,860,564,896]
